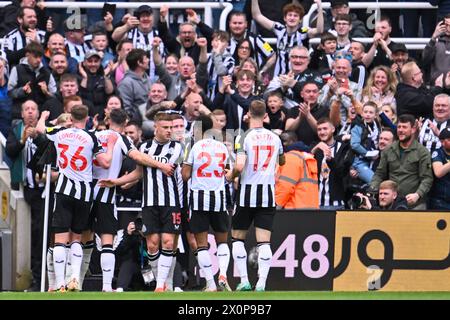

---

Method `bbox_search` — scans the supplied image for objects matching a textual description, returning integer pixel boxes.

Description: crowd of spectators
[2,0,450,291]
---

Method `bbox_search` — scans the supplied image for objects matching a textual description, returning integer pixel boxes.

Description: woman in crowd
[362,66,398,112]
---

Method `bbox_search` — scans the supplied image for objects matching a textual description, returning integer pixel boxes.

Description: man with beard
[43,33,78,74]
[79,50,114,118]
[157,5,207,66]
[370,114,433,210]
[48,53,70,85]
[4,6,49,66]
[41,73,93,121]
[389,43,410,82]
[370,16,397,69]
[311,118,347,210]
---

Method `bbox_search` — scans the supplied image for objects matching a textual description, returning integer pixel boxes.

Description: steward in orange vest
[275,150,319,209]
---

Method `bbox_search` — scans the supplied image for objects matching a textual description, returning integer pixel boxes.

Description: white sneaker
[116,287,124,293]
[174,287,184,292]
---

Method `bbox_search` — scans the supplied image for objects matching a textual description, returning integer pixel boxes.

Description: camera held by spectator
[354,180,408,210]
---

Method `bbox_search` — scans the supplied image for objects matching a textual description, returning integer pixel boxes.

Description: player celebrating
[99,112,184,292]
[90,108,174,292]
[36,105,117,292]
[226,100,285,291]
[182,115,232,292]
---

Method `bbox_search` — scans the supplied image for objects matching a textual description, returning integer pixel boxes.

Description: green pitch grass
[1,291,450,300]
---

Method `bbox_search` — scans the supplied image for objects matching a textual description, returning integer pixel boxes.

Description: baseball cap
[331,0,349,8]
[391,43,408,53]
[439,127,450,140]
[134,5,153,18]
[84,50,103,60]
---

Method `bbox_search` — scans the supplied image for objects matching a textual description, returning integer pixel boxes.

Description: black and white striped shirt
[65,35,93,63]
[419,118,449,153]
[273,22,309,76]
[140,139,183,207]
[24,137,44,189]
[93,131,136,204]
[185,138,229,212]
[4,28,46,51]
[46,126,102,202]
[126,28,164,80]
[319,141,344,207]
[229,31,274,69]
[236,128,284,208]
[206,50,235,100]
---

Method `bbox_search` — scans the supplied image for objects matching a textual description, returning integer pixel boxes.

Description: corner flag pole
[40,163,52,292]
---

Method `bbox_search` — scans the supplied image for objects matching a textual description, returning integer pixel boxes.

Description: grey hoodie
[118,70,152,119]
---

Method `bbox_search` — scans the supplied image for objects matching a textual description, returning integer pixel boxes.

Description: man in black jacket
[357,180,408,210]
[41,73,93,121]
[396,61,447,119]
[5,99,47,290]
[311,117,347,210]
[0,0,48,37]
[158,5,208,66]
[7,42,56,120]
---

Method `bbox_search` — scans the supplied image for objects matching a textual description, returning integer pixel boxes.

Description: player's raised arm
[36,110,50,134]
[251,0,275,31]
[95,132,118,169]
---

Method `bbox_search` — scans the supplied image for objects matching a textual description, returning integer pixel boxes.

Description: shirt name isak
[178,304,212,318]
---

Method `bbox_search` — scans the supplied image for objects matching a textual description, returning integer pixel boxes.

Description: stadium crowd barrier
[200,210,450,291]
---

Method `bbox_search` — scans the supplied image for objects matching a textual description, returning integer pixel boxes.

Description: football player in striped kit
[182,114,232,292]
[89,108,174,292]
[99,112,183,292]
[36,105,117,292]
[226,100,285,292]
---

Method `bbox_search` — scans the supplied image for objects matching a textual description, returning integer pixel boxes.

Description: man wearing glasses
[157,5,207,66]
[323,0,369,38]
[264,46,324,109]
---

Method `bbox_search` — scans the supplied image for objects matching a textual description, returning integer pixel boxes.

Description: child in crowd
[91,32,115,68]
[350,101,381,183]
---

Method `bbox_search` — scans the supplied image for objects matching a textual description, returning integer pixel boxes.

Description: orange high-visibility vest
[275,150,319,209]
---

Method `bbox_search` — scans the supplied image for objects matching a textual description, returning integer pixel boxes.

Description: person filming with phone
[319,57,362,127]
[423,14,450,86]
